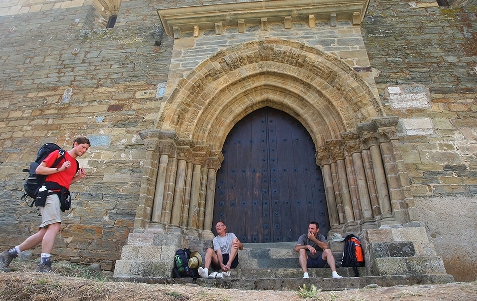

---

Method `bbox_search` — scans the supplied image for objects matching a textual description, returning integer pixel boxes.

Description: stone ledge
[158,0,370,38]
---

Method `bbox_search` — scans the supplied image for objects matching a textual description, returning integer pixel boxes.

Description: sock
[40,253,51,263]
[14,246,21,254]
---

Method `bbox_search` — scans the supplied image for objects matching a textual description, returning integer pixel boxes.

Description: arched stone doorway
[134,39,411,238]
[214,106,329,243]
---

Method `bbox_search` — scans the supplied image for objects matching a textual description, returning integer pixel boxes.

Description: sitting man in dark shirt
[294,221,342,279]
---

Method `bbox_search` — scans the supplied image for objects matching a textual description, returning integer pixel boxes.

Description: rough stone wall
[362,0,477,281]
[0,0,476,282]
[0,0,173,269]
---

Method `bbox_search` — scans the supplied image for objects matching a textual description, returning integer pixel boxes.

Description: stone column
[345,155,360,221]
[161,156,178,224]
[171,144,192,226]
[369,142,392,218]
[362,149,381,217]
[378,125,408,223]
[317,148,339,228]
[181,162,193,227]
[352,151,373,221]
[170,158,187,226]
[151,154,169,223]
[344,132,369,222]
[203,152,222,236]
[337,158,354,222]
[188,163,202,228]
[331,161,344,224]
[198,166,208,229]
[330,140,354,223]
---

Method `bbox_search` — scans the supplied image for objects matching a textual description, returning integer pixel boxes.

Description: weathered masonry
[0,0,476,282]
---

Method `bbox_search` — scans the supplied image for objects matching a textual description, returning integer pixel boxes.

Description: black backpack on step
[172,248,198,279]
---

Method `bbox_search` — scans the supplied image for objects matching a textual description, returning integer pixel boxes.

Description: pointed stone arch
[137,39,410,238]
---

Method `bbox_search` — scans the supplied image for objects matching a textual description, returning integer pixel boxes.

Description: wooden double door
[214,107,330,243]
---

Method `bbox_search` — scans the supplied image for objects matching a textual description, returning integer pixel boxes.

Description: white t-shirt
[213,233,237,254]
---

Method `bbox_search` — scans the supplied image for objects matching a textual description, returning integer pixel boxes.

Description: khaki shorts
[39,193,62,228]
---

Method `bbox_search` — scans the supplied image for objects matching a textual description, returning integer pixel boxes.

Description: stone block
[391,227,430,243]
[374,257,409,275]
[371,242,415,258]
[365,228,393,242]
[398,118,434,136]
[113,260,171,278]
[406,256,447,275]
[119,245,163,261]
[386,85,431,110]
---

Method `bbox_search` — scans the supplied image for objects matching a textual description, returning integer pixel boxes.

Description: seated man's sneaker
[332,271,342,279]
[303,272,309,279]
[198,267,208,278]
[208,271,218,278]
[214,272,223,279]
[222,271,231,277]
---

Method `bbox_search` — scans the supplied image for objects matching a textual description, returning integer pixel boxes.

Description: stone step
[132,273,455,292]
[239,242,345,269]
[228,267,366,279]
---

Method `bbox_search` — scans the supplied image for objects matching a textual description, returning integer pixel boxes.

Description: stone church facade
[0,0,475,281]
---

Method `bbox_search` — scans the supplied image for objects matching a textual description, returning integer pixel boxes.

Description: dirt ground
[1,259,477,301]
[1,272,477,301]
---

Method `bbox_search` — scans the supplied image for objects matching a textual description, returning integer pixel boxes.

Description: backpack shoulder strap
[50,149,66,168]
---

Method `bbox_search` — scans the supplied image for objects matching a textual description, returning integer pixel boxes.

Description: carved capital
[342,132,361,155]
[192,145,211,165]
[206,152,224,170]
[316,147,332,166]
[139,129,178,153]
[158,140,177,157]
[360,132,380,149]
[326,139,344,161]
[378,127,399,142]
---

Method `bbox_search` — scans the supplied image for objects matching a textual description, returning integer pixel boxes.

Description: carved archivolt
[157,39,384,151]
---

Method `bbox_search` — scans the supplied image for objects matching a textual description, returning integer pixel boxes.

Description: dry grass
[1,257,477,301]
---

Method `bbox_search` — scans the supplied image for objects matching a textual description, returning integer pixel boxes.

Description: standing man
[295,221,342,279]
[0,137,90,273]
[198,221,243,278]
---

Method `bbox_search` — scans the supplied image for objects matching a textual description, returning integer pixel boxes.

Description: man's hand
[307,231,316,241]
[61,160,71,170]
[308,245,317,255]
[232,238,242,249]
[77,167,86,179]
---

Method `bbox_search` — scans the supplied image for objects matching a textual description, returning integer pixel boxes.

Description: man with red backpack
[0,137,90,272]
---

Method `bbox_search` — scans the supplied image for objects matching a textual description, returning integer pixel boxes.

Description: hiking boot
[0,249,18,272]
[36,258,52,273]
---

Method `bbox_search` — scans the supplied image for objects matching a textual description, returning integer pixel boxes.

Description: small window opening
[106,15,117,28]
[436,0,450,6]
